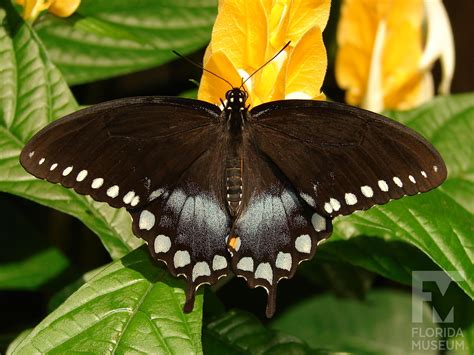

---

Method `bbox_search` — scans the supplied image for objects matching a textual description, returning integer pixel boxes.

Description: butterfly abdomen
[225,158,243,216]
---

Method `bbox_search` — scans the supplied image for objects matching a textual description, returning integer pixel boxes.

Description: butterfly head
[225,88,248,112]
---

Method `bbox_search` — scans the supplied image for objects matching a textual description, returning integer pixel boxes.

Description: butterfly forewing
[249,100,447,217]
[20,97,222,210]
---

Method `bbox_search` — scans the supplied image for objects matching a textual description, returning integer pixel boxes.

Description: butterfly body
[20,89,446,317]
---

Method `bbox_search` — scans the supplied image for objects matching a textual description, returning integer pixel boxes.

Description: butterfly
[19,85,446,317]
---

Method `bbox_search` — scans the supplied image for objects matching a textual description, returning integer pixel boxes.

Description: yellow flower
[16,0,81,22]
[336,0,455,112]
[198,0,330,108]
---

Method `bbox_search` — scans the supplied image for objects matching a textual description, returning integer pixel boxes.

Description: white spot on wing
[62,166,73,176]
[409,175,416,183]
[192,261,211,281]
[433,165,438,172]
[28,151,34,158]
[91,178,104,189]
[123,191,135,204]
[76,170,88,182]
[361,185,373,197]
[255,263,273,284]
[212,255,227,271]
[393,176,403,187]
[139,210,155,230]
[324,202,333,214]
[345,193,357,205]
[378,180,389,192]
[50,163,58,171]
[275,252,292,271]
[311,213,326,232]
[174,250,191,268]
[295,234,311,253]
[237,257,254,272]
[131,195,140,207]
[421,170,427,178]
[106,185,119,198]
[39,158,45,165]
[329,198,341,211]
[154,234,171,253]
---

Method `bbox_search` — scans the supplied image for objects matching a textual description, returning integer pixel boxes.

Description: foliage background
[0,0,472,353]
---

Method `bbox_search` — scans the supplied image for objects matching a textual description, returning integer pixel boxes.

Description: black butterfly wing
[128,137,232,311]
[249,100,447,217]
[231,138,332,317]
[20,96,221,210]
[21,97,233,309]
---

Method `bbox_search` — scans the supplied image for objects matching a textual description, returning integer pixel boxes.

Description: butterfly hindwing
[231,139,332,317]
[20,97,222,210]
[250,100,447,217]
[129,138,232,310]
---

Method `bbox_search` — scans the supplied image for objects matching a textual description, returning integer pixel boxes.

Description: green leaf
[48,265,107,311]
[449,331,474,355]
[6,329,32,355]
[0,0,141,259]
[430,282,474,354]
[33,0,217,85]
[331,94,474,298]
[0,248,68,290]
[300,258,374,299]
[13,247,204,354]
[203,310,323,354]
[180,88,198,99]
[0,197,69,290]
[314,237,443,290]
[272,290,442,354]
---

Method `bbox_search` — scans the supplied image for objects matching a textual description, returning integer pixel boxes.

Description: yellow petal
[335,0,375,106]
[199,0,330,107]
[197,51,243,107]
[17,0,52,21]
[252,49,288,104]
[202,41,213,67]
[284,26,327,100]
[336,0,426,111]
[269,0,331,50]
[48,0,81,17]
[16,0,79,21]
[382,1,424,108]
[208,0,268,71]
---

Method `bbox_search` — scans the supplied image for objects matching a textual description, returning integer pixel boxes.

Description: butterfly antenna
[172,50,234,90]
[240,41,291,89]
